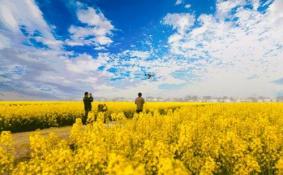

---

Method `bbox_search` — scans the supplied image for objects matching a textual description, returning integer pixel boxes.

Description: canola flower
[0,102,282,174]
[0,101,189,132]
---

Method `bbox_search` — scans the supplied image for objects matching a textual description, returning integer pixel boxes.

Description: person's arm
[135,98,137,104]
[89,96,94,102]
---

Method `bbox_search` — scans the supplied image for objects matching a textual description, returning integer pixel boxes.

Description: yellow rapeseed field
[0,101,189,132]
[0,102,283,174]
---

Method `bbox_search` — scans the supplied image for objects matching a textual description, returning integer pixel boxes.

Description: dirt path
[11,122,117,162]
[12,126,71,162]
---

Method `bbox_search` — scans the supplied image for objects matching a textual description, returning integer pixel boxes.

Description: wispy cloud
[184,4,191,9]
[66,6,114,49]
[0,33,10,49]
[163,13,195,34]
[0,0,115,99]
[162,0,283,97]
[175,0,183,5]
[0,0,61,49]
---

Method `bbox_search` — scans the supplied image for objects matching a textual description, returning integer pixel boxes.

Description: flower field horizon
[0,101,195,132]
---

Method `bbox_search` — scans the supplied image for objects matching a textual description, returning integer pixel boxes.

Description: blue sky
[0,0,283,100]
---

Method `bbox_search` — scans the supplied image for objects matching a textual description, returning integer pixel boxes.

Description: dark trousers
[136,109,142,113]
[83,110,90,124]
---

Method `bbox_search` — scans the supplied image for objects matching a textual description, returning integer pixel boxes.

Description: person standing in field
[135,92,145,113]
[83,92,93,124]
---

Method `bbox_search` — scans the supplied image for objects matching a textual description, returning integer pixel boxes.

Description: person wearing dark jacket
[83,92,93,124]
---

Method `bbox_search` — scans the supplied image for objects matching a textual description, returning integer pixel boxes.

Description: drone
[144,73,154,80]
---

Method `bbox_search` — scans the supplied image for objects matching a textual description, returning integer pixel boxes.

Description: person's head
[138,92,142,97]
[84,92,88,96]
[89,93,92,96]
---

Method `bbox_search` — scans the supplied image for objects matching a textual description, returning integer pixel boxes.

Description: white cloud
[162,0,283,97]
[268,0,283,24]
[216,0,245,18]
[123,50,151,59]
[65,53,110,75]
[0,33,10,49]
[0,0,59,49]
[0,2,18,32]
[67,7,114,48]
[175,0,191,9]
[184,4,191,9]
[0,1,116,99]
[175,0,183,5]
[77,7,113,32]
[163,13,195,34]
[0,43,116,99]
